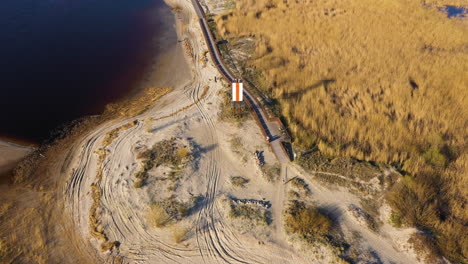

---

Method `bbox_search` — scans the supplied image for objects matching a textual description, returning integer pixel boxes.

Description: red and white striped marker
[232,81,243,102]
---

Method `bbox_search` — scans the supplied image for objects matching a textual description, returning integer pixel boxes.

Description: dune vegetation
[214,0,467,261]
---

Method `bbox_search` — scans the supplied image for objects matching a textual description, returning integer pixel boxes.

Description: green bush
[423,147,447,168]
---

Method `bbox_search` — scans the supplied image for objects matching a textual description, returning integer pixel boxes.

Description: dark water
[0,0,170,143]
[444,6,466,17]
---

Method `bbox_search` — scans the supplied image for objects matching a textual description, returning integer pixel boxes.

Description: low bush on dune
[147,196,203,228]
[284,200,332,239]
[386,169,468,262]
[262,164,280,182]
[289,177,311,196]
[228,201,271,226]
[218,90,251,122]
[147,203,172,228]
[134,138,192,188]
[230,176,249,187]
[171,226,189,244]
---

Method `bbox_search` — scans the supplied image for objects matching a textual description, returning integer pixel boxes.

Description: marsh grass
[215,0,467,260]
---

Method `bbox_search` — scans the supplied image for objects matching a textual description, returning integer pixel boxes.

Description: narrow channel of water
[0,0,174,143]
[444,6,466,17]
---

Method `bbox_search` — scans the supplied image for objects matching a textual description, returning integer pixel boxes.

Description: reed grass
[215,0,467,261]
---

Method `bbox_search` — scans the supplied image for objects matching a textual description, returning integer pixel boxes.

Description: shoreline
[0,0,179,146]
[0,0,183,181]
[0,139,35,184]
[0,1,192,262]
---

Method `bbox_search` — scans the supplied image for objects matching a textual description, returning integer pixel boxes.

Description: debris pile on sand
[254,150,265,166]
[230,196,271,209]
[253,150,266,178]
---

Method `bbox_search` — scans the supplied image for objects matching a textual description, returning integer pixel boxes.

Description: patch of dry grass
[215,0,467,261]
[262,164,280,182]
[218,89,251,122]
[147,197,198,229]
[171,226,189,244]
[290,177,311,196]
[133,138,192,188]
[408,232,442,263]
[228,201,271,226]
[147,203,172,228]
[284,200,332,238]
[0,239,21,264]
[230,176,249,187]
[103,87,172,119]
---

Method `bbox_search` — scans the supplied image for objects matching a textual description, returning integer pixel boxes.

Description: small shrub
[284,200,332,238]
[290,177,311,195]
[177,147,190,161]
[160,199,190,220]
[134,138,192,188]
[389,212,402,228]
[172,226,189,243]
[229,202,271,225]
[100,241,118,252]
[147,204,172,227]
[409,233,441,263]
[288,190,301,199]
[133,179,144,188]
[423,147,447,168]
[230,176,249,187]
[229,136,243,152]
[263,164,280,182]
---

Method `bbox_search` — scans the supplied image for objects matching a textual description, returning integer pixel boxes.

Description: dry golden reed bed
[215,0,467,262]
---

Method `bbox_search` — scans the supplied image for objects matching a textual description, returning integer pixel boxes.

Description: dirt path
[270,164,288,247]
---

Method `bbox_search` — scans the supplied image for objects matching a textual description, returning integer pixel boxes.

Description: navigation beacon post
[231,79,245,117]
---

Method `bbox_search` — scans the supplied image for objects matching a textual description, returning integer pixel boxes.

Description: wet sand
[0,140,34,184]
